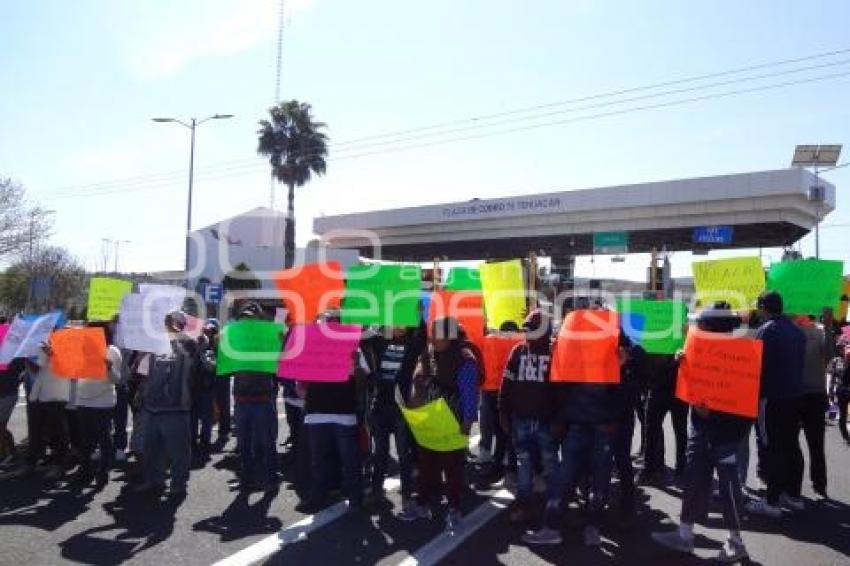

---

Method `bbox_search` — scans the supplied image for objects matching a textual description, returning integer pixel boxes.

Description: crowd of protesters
[0,287,848,564]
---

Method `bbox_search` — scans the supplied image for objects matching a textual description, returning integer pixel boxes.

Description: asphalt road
[1,391,849,566]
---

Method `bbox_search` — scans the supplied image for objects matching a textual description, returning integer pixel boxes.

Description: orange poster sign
[481,333,523,391]
[428,291,485,350]
[675,331,763,418]
[551,310,621,384]
[50,327,107,379]
[274,262,345,324]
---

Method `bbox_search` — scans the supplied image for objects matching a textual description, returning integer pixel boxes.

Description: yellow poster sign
[692,257,765,311]
[400,398,468,452]
[87,277,133,321]
[480,259,526,329]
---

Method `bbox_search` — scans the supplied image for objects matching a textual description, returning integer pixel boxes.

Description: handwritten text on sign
[675,331,763,418]
[277,322,362,382]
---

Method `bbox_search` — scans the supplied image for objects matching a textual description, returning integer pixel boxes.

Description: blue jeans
[512,416,556,500]
[143,411,191,490]
[113,384,129,451]
[370,408,413,499]
[235,401,278,485]
[543,423,616,529]
[307,422,363,505]
[680,421,744,531]
[191,389,214,448]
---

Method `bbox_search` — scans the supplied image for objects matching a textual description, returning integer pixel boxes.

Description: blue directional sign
[693,225,733,245]
[202,283,224,304]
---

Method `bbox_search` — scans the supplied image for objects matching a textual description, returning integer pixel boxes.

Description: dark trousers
[215,377,232,439]
[113,384,129,452]
[644,390,688,476]
[761,397,803,504]
[544,423,616,529]
[235,401,278,485]
[799,393,828,494]
[838,393,850,442]
[416,447,466,509]
[613,411,636,511]
[480,391,509,466]
[307,422,363,505]
[143,410,191,490]
[191,389,214,448]
[66,408,83,456]
[370,407,413,499]
[27,401,69,466]
[79,407,113,475]
[680,424,744,532]
[284,401,303,449]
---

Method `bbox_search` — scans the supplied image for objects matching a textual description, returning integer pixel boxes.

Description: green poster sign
[445,267,482,291]
[216,320,284,376]
[615,298,688,354]
[766,259,844,316]
[341,264,422,327]
[593,231,629,254]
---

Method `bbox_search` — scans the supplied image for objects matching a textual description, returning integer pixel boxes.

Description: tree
[257,101,328,269]
[0,246,85,313]
[0,177,53,262]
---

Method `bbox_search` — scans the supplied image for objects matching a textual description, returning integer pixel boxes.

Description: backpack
[144,339,195,413]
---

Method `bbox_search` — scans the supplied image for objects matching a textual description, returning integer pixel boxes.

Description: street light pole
[152,114,233,289]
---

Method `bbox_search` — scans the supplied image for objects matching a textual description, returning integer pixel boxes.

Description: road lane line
[396,489,515,566]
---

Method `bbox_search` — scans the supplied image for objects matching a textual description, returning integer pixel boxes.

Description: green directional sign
[593,231,628,255]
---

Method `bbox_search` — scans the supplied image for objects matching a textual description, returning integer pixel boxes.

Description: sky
[2,0,849,281]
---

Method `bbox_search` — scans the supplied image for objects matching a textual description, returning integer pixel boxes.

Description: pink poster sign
[0,324,9,371]
[277,322,362,382]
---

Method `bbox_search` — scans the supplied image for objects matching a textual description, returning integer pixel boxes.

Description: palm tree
[257,100,328,269]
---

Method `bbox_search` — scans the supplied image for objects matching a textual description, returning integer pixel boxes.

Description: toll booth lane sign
[593,231,629,255]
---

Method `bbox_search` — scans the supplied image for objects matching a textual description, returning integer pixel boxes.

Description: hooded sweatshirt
[498,339,553,421]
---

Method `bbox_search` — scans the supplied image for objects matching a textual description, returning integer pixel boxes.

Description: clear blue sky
[2,0,849,280]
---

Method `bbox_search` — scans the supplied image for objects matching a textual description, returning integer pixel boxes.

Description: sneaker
[745,498,782,518]
[717,536,749,563]
[445,509,462,534]
[398,502,432,522]
[583,525,601,547]
[779,494,805,512]
[651,530,695,554]
[522,528,563,546]
[114,450,127,463]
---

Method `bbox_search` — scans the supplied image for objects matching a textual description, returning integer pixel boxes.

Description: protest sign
[551,309,621,384]
[50,327,107,379]
[445,267,482,291]
[692,257,765,310]
[22,310,66,329]
[615,299,687,354]
[274,262,345,324]
[0,312,62,364]
[480,260,526,329]
[341,264,421,327]
[115,289,186,355]
[216,320,284,376]
[401,398,468,452]
[481,333,524,391]
[0,324,10,371]
[675,331,763,418]
[428,291,485,349]
[766,259,844,316]
[277,322,362,382]
[87,277,132,321]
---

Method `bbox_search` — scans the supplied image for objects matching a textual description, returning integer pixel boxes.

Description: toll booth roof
[313,168,834,261]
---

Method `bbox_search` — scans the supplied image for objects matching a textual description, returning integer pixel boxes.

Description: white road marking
[213,478,402,566]
[396,489,515,566]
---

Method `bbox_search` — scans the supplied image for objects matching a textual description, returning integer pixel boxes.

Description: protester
[69,322,123,485]
[192,319,219,460]
[210,319,233,449]
[524,308,629,547]
[613,338,648,526]
[498,309,555,523]
[230,303,281,492]
[0,357,25,465]
[651,303,752,563]
[746,291,806,518]
[135,310,197,498]
[368,325,423,509]
[795,315,829,498]
[126,350,152,469]
[297,310,370,514]
[829,346,850,444]
[639,353,688,484]
[400,317,480,532]
[112,315,131,464]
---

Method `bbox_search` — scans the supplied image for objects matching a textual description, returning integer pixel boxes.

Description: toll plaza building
[312,168,834,276]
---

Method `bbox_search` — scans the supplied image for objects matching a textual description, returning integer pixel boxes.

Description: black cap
[696,301,741,333]
[757,291,783,316]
